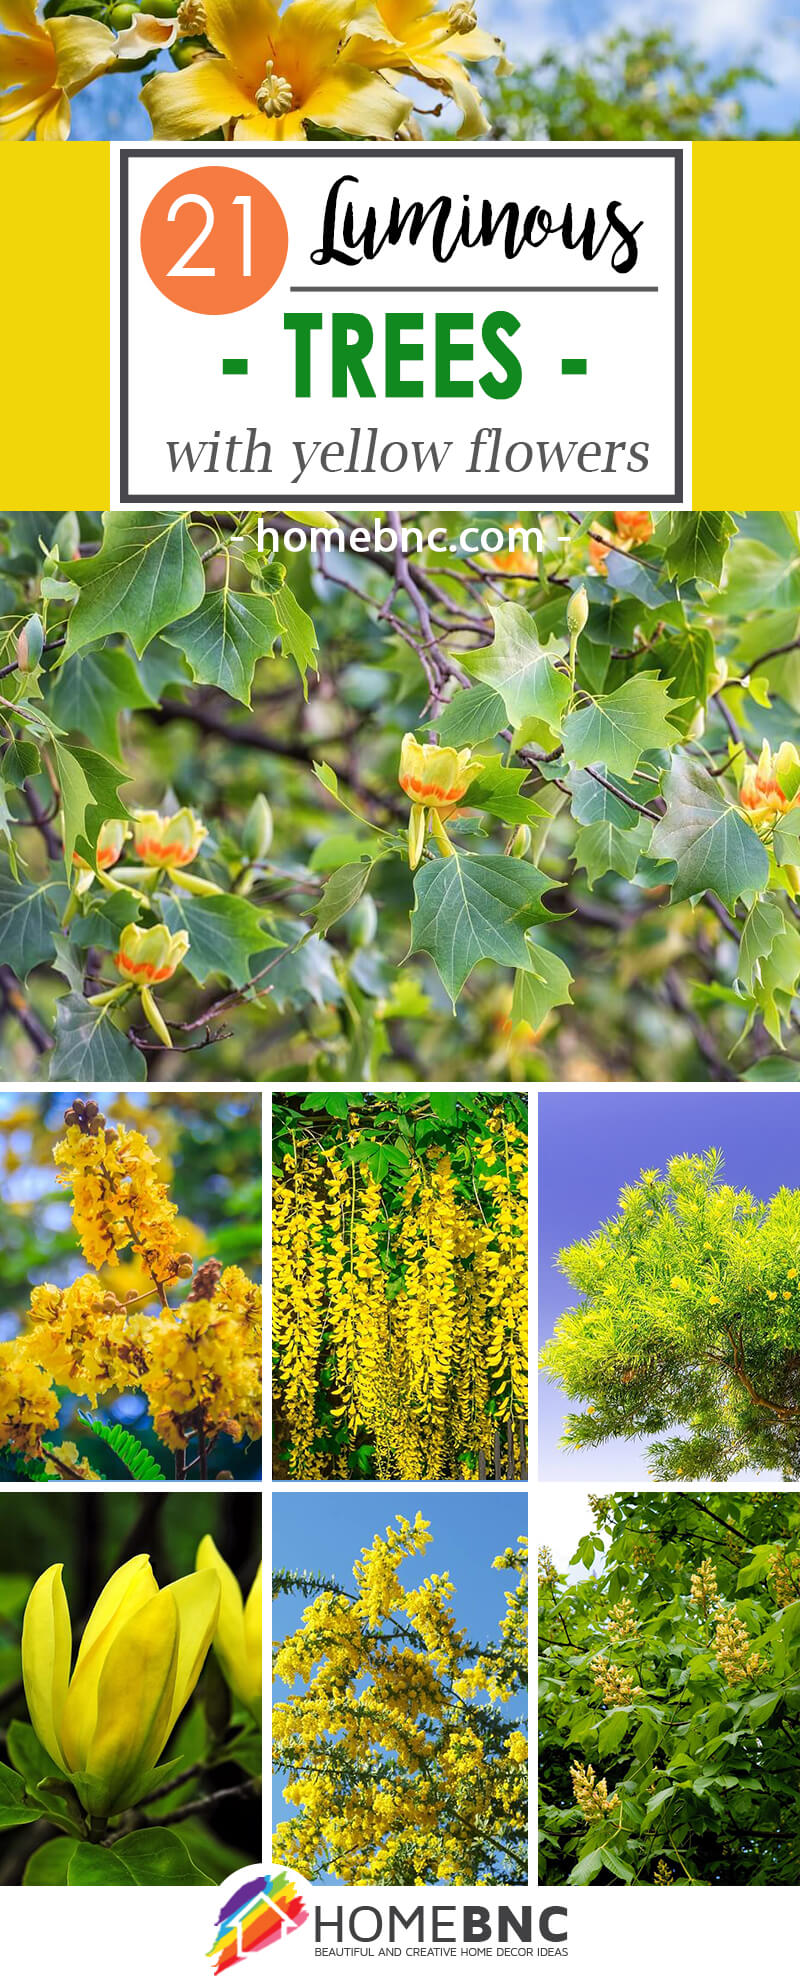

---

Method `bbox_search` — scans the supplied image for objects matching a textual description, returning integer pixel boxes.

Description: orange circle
[140,165,288,317]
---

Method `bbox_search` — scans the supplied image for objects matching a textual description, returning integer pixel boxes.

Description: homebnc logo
[208,1864,311,1973]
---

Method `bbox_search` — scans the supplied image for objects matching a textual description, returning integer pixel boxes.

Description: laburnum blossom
[0,0,115,139]
[272,1520,527,1885]
[345,0,508,138]
[140,0,412,143]
[739,739,800,830]
[133,1263,262,1454]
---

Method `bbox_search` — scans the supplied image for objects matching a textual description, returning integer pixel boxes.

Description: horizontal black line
[289,285,659,295]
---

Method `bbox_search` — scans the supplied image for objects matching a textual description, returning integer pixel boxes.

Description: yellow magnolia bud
[399,734,485,813]
[567,585,589,638]
[22,1555,220,1818]
[196,1536,262,1723]
[114,921,189,986]
[131,806,207,869]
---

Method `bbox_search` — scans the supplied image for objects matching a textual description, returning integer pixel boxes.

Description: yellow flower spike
[22,1554,220,1820]
[20,1562,71,1776]
[196,1535,262,1721]
[131,806,207,870]
[140,0,412,144]
[398,734,484,815]
[0,0,116,140]
[114,921,189,986]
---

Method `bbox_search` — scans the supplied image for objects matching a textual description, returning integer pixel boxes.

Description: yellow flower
[345,0,506,137]
[22,1555,220,1817]
[739,739,800,829]
[140,0,411,142]
[114,921,189,986]
[196,1535,262,1720]
[0,0,115,140]
[398,734,484,814]
[131,806,207,869]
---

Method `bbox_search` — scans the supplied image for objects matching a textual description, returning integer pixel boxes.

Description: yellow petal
[83,1589,179,1815]
[300,66,410,138]
[0,31,54,85]
[243,1560,262,1703]
[48,15,116,90]
[0,80,58,136]
[196,1534,247,1698]
[0,0,45,35]
[164,1569,220,1731]
[141,55,258,139]
[61,1555,158,1770]
[204,0,281,84]
[21,1563,72,1776]
[34,87,70,138]
[113,15,178,62]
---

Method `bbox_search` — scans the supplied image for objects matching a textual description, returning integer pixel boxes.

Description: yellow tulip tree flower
[140,0,412,142]
[398,732,485,865]
[740,739,800,831]
[87,920,190,1050]
[196,1535,262,1722]
[345,0,507,137]
[22,1554,220,1819]
[0,0,116,140]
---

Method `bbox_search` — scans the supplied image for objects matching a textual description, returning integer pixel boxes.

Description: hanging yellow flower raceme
[196,1535,262,1721]
[0,0,115,140]
[22,1554,220,1818]
[140,0,412,142]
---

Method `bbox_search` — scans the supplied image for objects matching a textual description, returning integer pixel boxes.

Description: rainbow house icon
[208,1871,308,1973]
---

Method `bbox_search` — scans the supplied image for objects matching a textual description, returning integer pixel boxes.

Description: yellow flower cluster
[0,1103,261,1479]
[538,1545,558,1589]
[713,1605,767,1687]
[570,1759,619,1821]
[273,1520,527,1886]
[605,1596,638,1643]
[769,1545,800,1609]
[272,1109,527,1479]
[690,1557,719,1618]
[589,1654,643,1706]
[654,1859,674,1885]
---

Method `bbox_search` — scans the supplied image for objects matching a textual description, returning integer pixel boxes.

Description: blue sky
[538,1090,798,1484]
[64,0,800,139]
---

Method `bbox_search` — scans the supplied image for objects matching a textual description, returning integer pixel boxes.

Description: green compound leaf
[458,602,571,731]
[510,938,573,1032]
[562,674,682,780]
[163,585,281,707]
[78,1418,166,1482]
[50,996,146,1081]
[159,890,273,985]
[650,759,770,908]
[410,849,551,1003]
[0,870,69,979]
[61,513,205,660]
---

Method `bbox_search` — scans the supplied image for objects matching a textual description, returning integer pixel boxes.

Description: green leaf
[458,603,570,730]
[0,871,69,978]
[0,1760,33,1829]
[61,513,205,660]
[160,890,271,985]
[6,1722,57,1791]
[24,1838,77,1885]
[749,1691,782,1729]
[49,996,146,1080]
[597,1708,630,1756]
[562,675,682,779]
[273,582,319,691]
[410,850,550,1003]
[436,684,507,747]
[511,937,573,1032]
[112,1827,213,1886]
[467,761,547,827]
[655,626,716,710]
[663,511,737,585]
[574,816,652,886]
[68,1843,137,1886]
[742,1057,800,1082]
[163,586,280,707]
[568,1847,604,1885]
[313,860,375,935]
[49,648,155,757]
[52,741,131,871]
[78,1418,166,1481]
[600,1845,636,1883]
[738,900,787,993]
[650,759,770,908]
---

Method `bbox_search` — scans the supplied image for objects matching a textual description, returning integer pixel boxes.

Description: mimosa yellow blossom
[140,0,412,143]
[22,1554,220,1817]
[196,1535,262,1720]
[0,0,115,140]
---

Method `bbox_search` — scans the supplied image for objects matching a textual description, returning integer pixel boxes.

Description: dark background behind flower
[0,1090,262,1481]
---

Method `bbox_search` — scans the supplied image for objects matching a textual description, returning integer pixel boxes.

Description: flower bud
[114,922,189,986]
[509,824,532,859]
[567,585,588,638]
[241,794,273,860]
